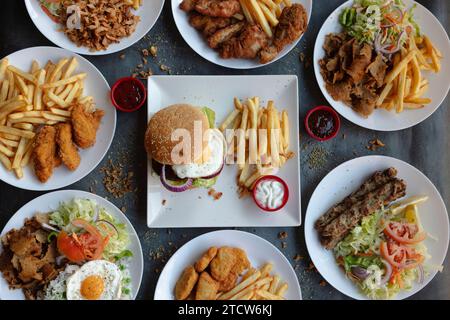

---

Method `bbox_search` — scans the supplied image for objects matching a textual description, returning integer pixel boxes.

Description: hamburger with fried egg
[145,104,225,192]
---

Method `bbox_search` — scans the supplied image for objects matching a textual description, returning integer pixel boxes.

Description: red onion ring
[200,159,224,180]
[160,165,193,192]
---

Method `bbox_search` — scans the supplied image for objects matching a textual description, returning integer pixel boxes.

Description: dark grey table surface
[0,0,449,300]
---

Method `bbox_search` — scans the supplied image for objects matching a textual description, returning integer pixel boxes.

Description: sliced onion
[380,259,393,285]
[350,266,370,280]
[96,219,119,239]
[201,160,224,180]
[41,223,60,233]
[160,165,193,192]
[55,255,66,266]
[417,264,424,284]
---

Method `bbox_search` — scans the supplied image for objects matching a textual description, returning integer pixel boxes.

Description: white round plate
[305,155,449,300]
[0,46,116,191]
[313,0,450,131]
[0,190,144,300]
[154,230,302,300]
[24,0,165,55]
[172,0,312,69]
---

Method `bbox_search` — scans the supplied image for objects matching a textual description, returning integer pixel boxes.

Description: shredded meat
[319,32,390,117]
[60,0,140,52]
[0,216,63,299]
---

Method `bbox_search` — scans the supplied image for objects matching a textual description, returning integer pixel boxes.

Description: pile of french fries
[220,97,293,197]
[0,56,93,180]
[377,35,442,113]
[217,262,288,300]
[123,0,142,10]
[239,0,292,37]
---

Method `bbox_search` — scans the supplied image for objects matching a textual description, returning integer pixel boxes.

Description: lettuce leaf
[202,107,216,128]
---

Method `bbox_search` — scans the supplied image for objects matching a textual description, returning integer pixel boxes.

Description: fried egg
[66,260,122,300]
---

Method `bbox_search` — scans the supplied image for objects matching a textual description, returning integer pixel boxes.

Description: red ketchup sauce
[308,109,336,139]
[113,80,145,111]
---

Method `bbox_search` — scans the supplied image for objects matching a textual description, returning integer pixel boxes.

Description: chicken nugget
[230,247,250,275]
[195,246,218,273]
[218,271,238,292]
[210,247,237,281]
[175,265,198,300]
[195,272,219,300]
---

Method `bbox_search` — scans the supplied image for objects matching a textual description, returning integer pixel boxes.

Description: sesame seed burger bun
[145,104,210,165]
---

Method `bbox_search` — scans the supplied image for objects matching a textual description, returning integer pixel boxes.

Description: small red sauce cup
[110,77,147,112]
[304,106,340,142]
[252,175,289,212]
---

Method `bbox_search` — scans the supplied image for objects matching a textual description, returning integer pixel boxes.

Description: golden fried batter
[218,271,238,292]
[195,272,218,300]
[210,247,237,281]
[71,103,104,149]
[195,246,218,272]
[56,123,80,171]
[175,265,198,300]
[33,126,57,183]
[230,247,250,275]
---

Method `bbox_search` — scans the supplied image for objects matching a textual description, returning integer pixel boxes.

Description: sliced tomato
[57,230,85,263]
[71,219,109,260]
[56,219,109,262]
[380,240,424,270]
[384,221,426,244]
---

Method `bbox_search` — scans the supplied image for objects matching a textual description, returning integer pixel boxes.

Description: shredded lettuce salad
[39,0,62,17]
[339,0,420,56]
[333,203,432,300]
[49,198,132,262]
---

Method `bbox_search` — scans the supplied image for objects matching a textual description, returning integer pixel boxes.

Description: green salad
[339,0,420,55]
[334,196,438,299]
[49,198,131,262]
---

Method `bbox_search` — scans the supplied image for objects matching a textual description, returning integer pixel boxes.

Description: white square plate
[147,75,301,228]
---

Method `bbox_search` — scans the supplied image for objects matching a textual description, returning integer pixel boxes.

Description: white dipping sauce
[172,129,224,179]
[255,180,285,210]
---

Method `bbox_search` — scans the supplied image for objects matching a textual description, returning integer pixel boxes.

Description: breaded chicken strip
[175,265,198,300]
[195,0,241,18]
[56,123,80,171]
[33,126,57,183]
[195,247,218,272]
[195,272,218,300]
[71,104,104,149]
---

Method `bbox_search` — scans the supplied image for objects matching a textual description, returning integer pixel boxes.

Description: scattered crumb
[278,231,288,239]
[142,49,149,57]
[121,206,127,213]
[367,138,385,151]
[100,160,135,199]
[319,280,327,287]
[281,242,287,249]
[208,188,223,200]
[293,254,303,262]
[142,57,148,65]
[160,64,170,72]
[162,199,167,206]
[119,53,125,60]
[150,45,158,57]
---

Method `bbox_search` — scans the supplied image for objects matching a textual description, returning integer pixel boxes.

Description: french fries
[240,0,291,37]
[221,97,293,197]
[379,35,441,113]
[0,56,94,181]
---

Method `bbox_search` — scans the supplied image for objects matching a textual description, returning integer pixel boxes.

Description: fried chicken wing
[71,104,104,149]
[189,13,233,37]
[260,4,308,64]
[195,272,218,300]
[175,265,198,300]
[56,123,80,171]
[221,24,269,59]
[208,22,245,49]
[195,247,218,273]
[195,0,241,18]
[33,126,57,183]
